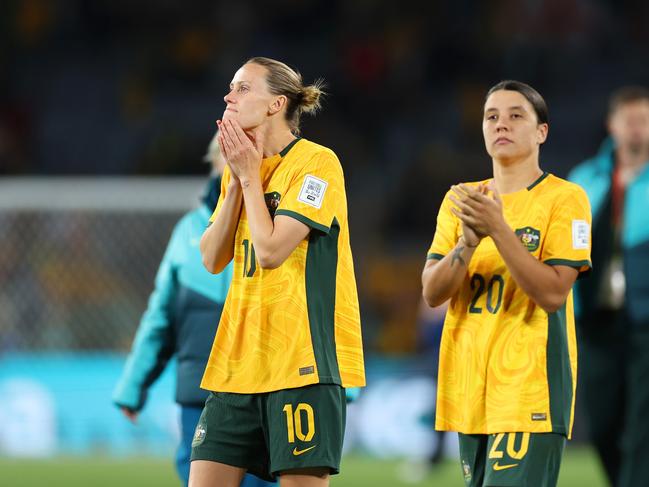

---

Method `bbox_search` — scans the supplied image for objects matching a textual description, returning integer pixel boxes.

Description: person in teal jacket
[568,86,649,487]
[113,132,275,487]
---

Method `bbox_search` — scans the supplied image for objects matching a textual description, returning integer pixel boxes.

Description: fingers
[449,193,477,216]
[225,119,259,155]
[216,127,227,157]
[451,186,481,212]
[452,184,483,202]
[229,119,254,148]
[225,119,246,147]
[450,206,481,228]
[217,123,233,159]
[458,183,490,203]
[450,185,471,203]
[220,120,260,163]
[219,120,239,155]
[450,184,467,198]
[453,183,500,214]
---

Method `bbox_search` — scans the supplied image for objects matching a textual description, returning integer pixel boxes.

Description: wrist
[460,235,479,248]
[227,180,242,197]
[239,174,260,191]
[490,221,511,244]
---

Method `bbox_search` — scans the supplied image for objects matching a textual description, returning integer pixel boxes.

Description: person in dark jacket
[569,86,649,487]
[113,131,274,487]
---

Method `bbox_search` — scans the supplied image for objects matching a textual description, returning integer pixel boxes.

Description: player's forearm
[240,176,282,269]
[200,185,242,274]
[491,224,571,313]
[422,238,476,307]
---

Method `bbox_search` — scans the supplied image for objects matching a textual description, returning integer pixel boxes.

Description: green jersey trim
[546,303,573,437]
[275,209,330,234]
[543,258,592,279]
[527,172,550,191]
[279,137,302,157]
[427,253,446,261]
[305,217,342,384]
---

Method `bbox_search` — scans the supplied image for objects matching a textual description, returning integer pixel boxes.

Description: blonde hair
[246,56,325,135]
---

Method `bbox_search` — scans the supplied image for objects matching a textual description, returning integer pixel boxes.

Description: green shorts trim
[458,432,566,487]
[190,384,346,481]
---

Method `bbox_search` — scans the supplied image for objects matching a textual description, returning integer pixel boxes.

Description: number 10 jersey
[201,138,365,395]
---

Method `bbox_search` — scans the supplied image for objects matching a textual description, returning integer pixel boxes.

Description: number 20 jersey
[201,138,365,394]
[427,173,591,438]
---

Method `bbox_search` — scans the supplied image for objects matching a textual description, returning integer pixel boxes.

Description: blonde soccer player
[422,80,592,487]
[189,57,365,487]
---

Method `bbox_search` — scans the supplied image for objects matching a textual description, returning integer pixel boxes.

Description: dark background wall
[2,0,648,352]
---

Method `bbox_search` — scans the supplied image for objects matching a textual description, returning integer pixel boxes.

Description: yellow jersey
[201,138,365,393]
[427,173,591,438]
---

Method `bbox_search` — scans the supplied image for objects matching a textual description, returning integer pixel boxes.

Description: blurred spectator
[112,132,273,487]
[569,86,649,487]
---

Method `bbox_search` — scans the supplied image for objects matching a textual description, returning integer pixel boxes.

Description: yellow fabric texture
[428,174,591,437]
[202,139,365,393]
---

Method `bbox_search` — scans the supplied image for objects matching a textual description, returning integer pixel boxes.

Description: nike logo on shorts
[493,462,519,471]
[292,445,317,456]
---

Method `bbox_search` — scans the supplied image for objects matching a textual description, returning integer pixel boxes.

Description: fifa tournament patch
[572,220,590,249]
[192,423,207,447]
[298,175,328,209]
[515,227,541,252]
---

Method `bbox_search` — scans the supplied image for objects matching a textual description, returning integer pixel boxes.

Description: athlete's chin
[222,111,238,123]
[489,147,528,165]
[224,115,258,132]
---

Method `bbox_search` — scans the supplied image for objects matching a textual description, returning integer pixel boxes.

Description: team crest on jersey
[192,423,206,447]
[515,227,540,252]
[462,460,472,481]
[265,192,281,217]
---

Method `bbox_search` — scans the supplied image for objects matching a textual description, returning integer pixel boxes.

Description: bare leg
[279,467,330,487]
[189,460,246,487]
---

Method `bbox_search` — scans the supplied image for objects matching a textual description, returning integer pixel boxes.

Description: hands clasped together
[448,182,506,247]
[217,119,264,185]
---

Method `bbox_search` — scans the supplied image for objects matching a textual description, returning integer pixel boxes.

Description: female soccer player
[421,80,592,487]
[190,57,365,487]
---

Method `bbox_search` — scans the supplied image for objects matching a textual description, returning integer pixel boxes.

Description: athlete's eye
[238,85,249,93]
[486,114,497,121]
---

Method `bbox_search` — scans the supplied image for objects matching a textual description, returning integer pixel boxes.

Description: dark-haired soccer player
[422,80,592,487]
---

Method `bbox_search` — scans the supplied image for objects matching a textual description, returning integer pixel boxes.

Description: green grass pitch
[0,446,607,486]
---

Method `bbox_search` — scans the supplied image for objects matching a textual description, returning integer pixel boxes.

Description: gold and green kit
[427,173,591,438]
[201,138,365,394]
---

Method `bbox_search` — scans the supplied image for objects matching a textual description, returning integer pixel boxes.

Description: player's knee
[279,467,330,486]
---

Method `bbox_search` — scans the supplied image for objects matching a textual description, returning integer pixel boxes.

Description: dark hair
[485,80,549,125]
[608,86,649,116]
[246,56,326,135]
